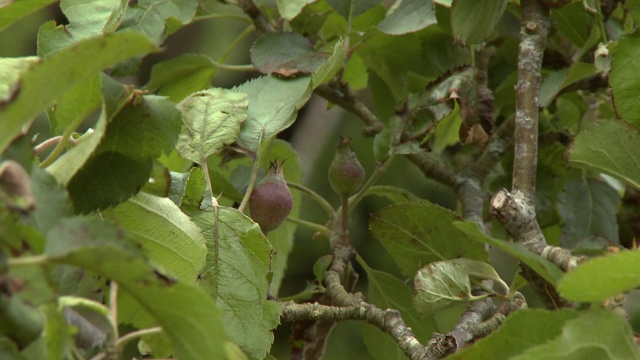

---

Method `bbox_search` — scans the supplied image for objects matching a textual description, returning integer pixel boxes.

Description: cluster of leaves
[2,0,640,359]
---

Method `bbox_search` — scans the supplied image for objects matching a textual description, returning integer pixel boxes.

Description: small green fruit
[249,160,293,233]
[328,137,365,195]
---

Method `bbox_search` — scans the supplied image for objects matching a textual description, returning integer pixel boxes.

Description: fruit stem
[285,217,331,236]
[287,182,336,218]
[348,155,394,212]
[238,138,264,213]
[340,193,349,245]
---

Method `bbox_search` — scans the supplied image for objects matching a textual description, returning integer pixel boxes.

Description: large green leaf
[145,54,216,103]
[451,0,508,45]
[235,76,312,151]
[358,258,436,360]
[557,177,620,249]
[176,88,248,164]
[251,33,328,77]
[312,39,345,87]
[413,259,506,315]
[454,221,564,285]
[105,192,206,282]
[0,0,57,33]
[61,0,128,39]
[0,57,40,101]
[514,309,639,360]
[47,74,133,185]
[448,309,579,359]
[369,202,487,277]
[558,250,640,302]
[189,206,281,359]
[45,217,228,360]
[611,32,640,126]
[28,168,74,235]
[46,74,102,136]
[569,120,640,190]
[64,94,181,213]
[377,0,437,35]
[539,62,597,107]
[0,31,157,154]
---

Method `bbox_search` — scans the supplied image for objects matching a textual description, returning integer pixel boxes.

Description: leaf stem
[285,217,330,236]
[287,182,335,218]
[238,132,264,213]
[8,254,49,266]
[109,281,119,341]
[201,157,218,207]
[115,327,163,353]
[348,156,394,212]
[39,128,77,168]
[210,62,256,72]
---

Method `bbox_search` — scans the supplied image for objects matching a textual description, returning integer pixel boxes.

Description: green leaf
[105,192,206,282]
[312,39,345,87]
[358,257,436,360]
[432,100,461,152]
[0,57,40,101]
[41,304,72,360]
[176,88,248,164]
[369,202,487,277]
[236,76,312,151]
[611,32,640,126]
[448,309,579,360]
[0,293,43,350]
[454,221,564,285]
[451,0,508,45]
[277,0,309,20]
[46,217,228,360]
[0,31,157,154]
[413,258,504,315]
[363,185,421,204]
[145,54,216,102]
[251,33,328,77]
[260,140,302,295]
[189,206,281,359]
[569,120,640,190]
[551,3,591,48]
[29,168,74,234]
[61,0,128,39]
[557,177,620,249]
[0,0,57,33]
[514,309,639,360]
[558,250,640,302]
[378,0,437,35]
[47,74,102,136]
[66,152,151,213]
[63,94,181,213]
[119,0,197,46]
[539,62,597,107]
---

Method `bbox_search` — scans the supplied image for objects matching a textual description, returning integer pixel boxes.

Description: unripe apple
[328,137,365,195]
[249,160,293,234]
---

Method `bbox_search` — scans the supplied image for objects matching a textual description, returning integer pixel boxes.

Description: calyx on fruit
[328,137,365,195]
[249,160,293,234]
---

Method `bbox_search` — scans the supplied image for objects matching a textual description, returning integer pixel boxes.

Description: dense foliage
[2,0,640,359]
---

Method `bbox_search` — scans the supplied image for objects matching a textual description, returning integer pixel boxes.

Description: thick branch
[513,0,550,205]
[282,301,428,360]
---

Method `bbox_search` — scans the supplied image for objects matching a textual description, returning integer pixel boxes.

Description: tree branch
[315,83,384,136]
[512,0,550,205]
